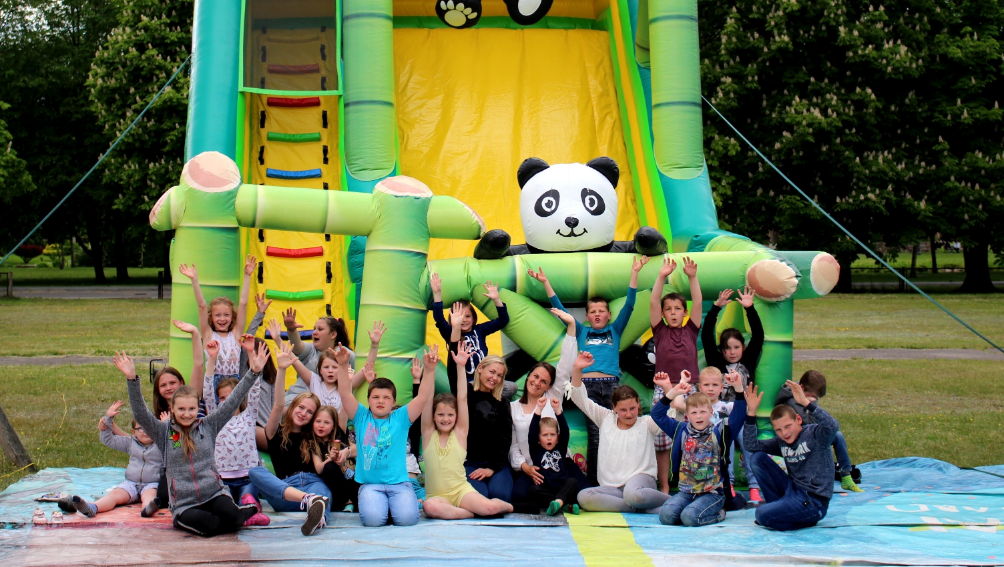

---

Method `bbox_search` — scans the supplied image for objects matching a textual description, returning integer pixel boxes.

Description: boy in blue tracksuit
[744,380,840,531]
[650,371,747,526]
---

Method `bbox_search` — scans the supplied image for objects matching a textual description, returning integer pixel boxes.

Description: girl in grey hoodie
[116,344,267,537]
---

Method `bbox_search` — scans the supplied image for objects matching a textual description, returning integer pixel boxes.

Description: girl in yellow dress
[421,342,514,519]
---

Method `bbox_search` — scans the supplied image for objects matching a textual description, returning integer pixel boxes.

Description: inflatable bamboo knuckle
[162,0,839,424]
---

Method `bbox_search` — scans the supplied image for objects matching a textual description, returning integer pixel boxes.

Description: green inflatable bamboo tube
[235,184,376,235]
[649,0,704,179]
[752,298,794,429]
[635,0,650,67]
[343,0,395,181]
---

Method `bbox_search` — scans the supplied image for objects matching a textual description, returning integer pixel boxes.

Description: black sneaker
[301,494,329,536]
[57,495,75,513]
[141,499,160,518]
[71,495,96,518]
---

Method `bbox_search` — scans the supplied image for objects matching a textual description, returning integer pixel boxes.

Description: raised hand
[549,307,575,326]
[106,400,124,419]
[266,318,283,344]
[410,357,422,383]
[276,341,295,370]
[549,396,562,415]
[255,292,272,314]
[250,341,270,374]
[535,396,548,414]
[159,411,170,421]
[331,344,352,366]
[450,301,466,327]
[430,272,442,295]
[244,254,257,276]
[172,319,198,334]
[746,385,764,416]
[282,308,302,332]
[786,380,811,407]
[658,257,677,279]
[178,263,197,280]
[714,289,733,307]
[737,285,755,308]
[682,256,698,277]
[451,341,472,369]
[724,371,744,393]
[632,255,650,273]
[423,344,440,371]
[240,334,256,353]
[113,352,137,380]
[527,267,549,284]
[368,320,386,345]
[680,369,692,387]
[573,350,594,371]
[362,362,377,383]
[652,371,673,393]
[483,280,501,302]
[206,339,220,359]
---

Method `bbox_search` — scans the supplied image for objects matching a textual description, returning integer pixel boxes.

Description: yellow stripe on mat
[567,513,654,567]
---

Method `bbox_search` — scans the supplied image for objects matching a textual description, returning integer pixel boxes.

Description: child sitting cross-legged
[336,338,437,527]
[512,396,580,516]
[777,370,863,492]
[651,371,748,526]
[529,256,649,485]
[744,381,840,531]
[60,401,163,519]
[310,405,360,512]
[421,342,514,519]
[570,351,670,513]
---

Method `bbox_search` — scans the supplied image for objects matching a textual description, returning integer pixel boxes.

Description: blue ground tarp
[1,458,1002,566]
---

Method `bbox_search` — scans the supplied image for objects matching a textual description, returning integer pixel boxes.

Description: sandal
[49,511,64,526]
[32,508,48,525]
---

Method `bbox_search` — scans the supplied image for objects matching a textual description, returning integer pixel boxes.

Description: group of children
[61,253,863,536]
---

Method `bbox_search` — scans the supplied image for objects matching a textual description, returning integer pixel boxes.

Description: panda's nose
[565,217,579,229]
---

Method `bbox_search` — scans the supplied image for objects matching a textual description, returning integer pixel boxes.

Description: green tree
[0,100,35,249]
[87,0,192,281]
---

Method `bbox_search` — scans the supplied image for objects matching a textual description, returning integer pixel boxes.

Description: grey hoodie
[100,417,163,484]
[128,368,259,516]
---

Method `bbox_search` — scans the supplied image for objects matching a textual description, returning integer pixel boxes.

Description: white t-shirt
[308,372,343,410]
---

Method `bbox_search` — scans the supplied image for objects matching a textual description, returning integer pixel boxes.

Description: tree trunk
[930,236,937,274]
[835,253,854,293]
[70,236,77,268]
[113,221,129,281]
[910,243,919,278]
[958,242,997,293]
[83,217,107,284]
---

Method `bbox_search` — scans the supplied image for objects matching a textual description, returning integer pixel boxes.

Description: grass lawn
[794,293,1004,349]
[0,266,162,286]
[850,250,998,269]
[0,298,170,357]
[2,359,1001,492]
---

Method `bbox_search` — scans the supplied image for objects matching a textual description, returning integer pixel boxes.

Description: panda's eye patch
[534,190,561,217]
[581,188,606,216]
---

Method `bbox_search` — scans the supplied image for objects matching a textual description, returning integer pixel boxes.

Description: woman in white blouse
[508,309,591,504]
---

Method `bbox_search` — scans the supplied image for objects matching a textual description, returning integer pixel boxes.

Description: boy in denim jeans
[335,342,438,526]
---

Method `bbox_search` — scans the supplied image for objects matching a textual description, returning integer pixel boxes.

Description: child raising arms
[422,342,514,519]
[336,339,436,527]
[116,345,266,537]
[60,401,163,519]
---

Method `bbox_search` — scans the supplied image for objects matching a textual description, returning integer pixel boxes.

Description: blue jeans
[832,431,852,476]
[730,434,759,489]
[659,491,725,526]
[749,452,828,531]
[222,476,258,501]
[358,482,420,527]
[248,467,331,521]
[465,463,513,502]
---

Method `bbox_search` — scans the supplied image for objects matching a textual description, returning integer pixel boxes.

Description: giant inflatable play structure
[149,0,840,445]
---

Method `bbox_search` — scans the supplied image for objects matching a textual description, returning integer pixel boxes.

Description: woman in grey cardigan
[115,345,272,536]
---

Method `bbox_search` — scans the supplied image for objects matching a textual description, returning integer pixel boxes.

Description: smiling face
[132,424,153,446]
[613,398,640,427]
[368,388,396,419]
[525,367,554,399]
[476,362,506,393]
[586,299,611,329]
[662,297,688,328]
[723,337,745,363]
[459,304,475,332]
[209,304,233,333]
[519,161,619,252]
[312,410,334,439]
[171,396,200,427]
[290,398,318,429]
[158,373,182,401]
[434,401,457,434]
[772,414,803,444]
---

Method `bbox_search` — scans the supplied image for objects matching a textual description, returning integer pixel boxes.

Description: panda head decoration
[517,157,620,253]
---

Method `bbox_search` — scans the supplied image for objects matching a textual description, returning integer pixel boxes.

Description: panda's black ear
[586,157,619,188]
[517,157,550,189]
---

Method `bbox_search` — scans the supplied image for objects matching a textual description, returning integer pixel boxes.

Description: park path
[7,286,170,299]
[1,350,1001,367]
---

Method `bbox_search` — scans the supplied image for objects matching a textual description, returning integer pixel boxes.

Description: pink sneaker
[749,488,763,503]
[243,512,270,527]
[240,493,262,514]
